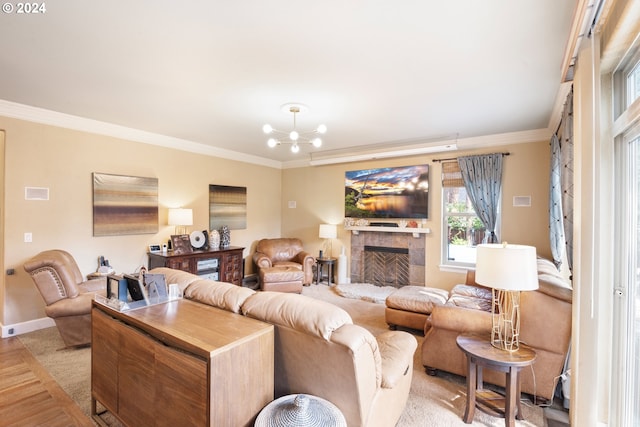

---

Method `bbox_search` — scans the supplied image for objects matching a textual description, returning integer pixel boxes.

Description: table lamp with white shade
[168,208,193,235]
[474,243,539,352]
[319,224,337,259]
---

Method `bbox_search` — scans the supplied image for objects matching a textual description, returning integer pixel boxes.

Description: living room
[1,1,640,426]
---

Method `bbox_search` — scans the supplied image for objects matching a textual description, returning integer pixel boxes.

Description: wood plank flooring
[0,336,93,427]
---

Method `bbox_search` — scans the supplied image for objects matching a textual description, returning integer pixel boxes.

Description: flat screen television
[345,164,429,219]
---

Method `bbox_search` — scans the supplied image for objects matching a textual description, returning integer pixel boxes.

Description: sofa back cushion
[184,279,255,313]
[24,249,84,304]
[242,291,352,340]
[256,238,304,263]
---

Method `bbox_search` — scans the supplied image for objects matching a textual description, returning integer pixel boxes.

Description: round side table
[456,334,536,427]
[315,257,336,285]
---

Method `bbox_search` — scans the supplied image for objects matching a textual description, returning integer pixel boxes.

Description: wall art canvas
[345,164,429,219]
[209,185,247,230]
[93,173,159,236]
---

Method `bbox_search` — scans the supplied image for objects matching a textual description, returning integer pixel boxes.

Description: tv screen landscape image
[345,164,429,219]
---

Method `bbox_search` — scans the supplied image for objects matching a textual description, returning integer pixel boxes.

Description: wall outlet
[24,232,32,243]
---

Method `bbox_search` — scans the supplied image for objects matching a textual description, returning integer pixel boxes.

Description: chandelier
[263,104,327,153]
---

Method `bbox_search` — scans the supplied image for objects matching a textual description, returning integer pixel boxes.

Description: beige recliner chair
[23,249,106,347]
[253,238,315,288]
[242,291,417,427]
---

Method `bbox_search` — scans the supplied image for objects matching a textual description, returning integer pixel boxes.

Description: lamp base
[323,239,333,259]
[175,226,189,236]
[491,289,521,352]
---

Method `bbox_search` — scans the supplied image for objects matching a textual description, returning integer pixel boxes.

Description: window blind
[442,161,464,187]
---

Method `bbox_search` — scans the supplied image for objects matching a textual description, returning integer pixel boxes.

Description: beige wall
[282,139,552,291]
[0,116,282,326]
[0,114,552,329]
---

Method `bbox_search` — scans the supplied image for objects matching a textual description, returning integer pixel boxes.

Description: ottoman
[385,286,449,331]
[259,266,305,293]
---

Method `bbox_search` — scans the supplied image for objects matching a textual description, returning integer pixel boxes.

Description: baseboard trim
[1,317,55,338]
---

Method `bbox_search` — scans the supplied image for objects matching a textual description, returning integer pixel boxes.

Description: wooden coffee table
[456,334,536,427]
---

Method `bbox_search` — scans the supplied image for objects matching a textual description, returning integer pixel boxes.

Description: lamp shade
[168,208,193,226]
[475,243,538,291]
[319,224,337,239]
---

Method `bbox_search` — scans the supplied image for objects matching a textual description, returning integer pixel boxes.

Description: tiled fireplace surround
[349,230,426,287]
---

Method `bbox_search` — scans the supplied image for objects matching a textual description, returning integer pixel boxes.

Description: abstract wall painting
[209,184,247,230]
[93,172,159,236]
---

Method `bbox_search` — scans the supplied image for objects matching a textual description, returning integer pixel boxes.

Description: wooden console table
[148,246,244,285]
[91,298,274,427]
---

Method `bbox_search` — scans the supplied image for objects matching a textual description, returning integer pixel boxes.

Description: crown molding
[455,128,552,150]
[0,99,283,169]
[0,99,557,170]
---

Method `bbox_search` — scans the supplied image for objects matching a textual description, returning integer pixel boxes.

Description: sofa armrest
[252,251,272,269]
[78,277,107,294]
[426,305,492,335]
[293,251,315,267]
[377,331,417,388]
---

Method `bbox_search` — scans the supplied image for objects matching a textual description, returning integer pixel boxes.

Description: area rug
[332,282,397,304]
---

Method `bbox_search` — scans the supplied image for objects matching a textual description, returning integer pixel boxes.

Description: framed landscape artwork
[93,173,159,236]
[345,164,429,219]
[209,184,247,230]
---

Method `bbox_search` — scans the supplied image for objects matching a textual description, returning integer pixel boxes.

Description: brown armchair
[23,249,106,347]
[252,238,315,286]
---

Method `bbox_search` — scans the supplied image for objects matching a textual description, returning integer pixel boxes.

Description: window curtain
[549,86,574,272]
[549,133,565,268]
[560,88,574,272]
[457,153,503,243]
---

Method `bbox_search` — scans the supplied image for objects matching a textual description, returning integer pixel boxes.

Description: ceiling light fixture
[263,104,327,153]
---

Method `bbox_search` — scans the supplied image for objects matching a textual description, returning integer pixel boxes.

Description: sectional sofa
[421,258,573,402]
[149,267,417,427]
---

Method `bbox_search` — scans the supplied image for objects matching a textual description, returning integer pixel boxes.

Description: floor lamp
[474,243,539,351]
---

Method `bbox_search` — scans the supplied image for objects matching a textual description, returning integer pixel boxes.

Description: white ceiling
[0,1,577,167]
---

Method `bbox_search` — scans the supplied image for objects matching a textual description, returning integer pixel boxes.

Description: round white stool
[255,394,346,427]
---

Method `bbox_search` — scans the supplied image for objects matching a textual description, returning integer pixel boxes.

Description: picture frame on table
[171,234,193,255]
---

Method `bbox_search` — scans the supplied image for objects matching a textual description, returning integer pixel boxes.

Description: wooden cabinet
[91,299,274,427]
[148,247,244,285]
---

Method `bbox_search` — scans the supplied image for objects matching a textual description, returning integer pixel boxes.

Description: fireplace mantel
[345,225,431,238]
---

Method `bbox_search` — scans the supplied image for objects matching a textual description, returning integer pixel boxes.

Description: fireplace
[363,246,409,288]
[350,230,425,287]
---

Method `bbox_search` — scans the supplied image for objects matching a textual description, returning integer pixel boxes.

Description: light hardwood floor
[0,336,93,427]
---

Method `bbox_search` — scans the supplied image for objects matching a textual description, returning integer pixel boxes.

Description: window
[613,51,640,427]
[441,161,488,267]
[627,61,640,108]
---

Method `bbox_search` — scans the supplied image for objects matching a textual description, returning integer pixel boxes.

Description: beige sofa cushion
[377,331,418,388]
[149,267,201,293]
[148,267,256,313]
[242,291,352,340]
[385,286,449,314]
[446,284,492,312]
[184,279,255,313]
